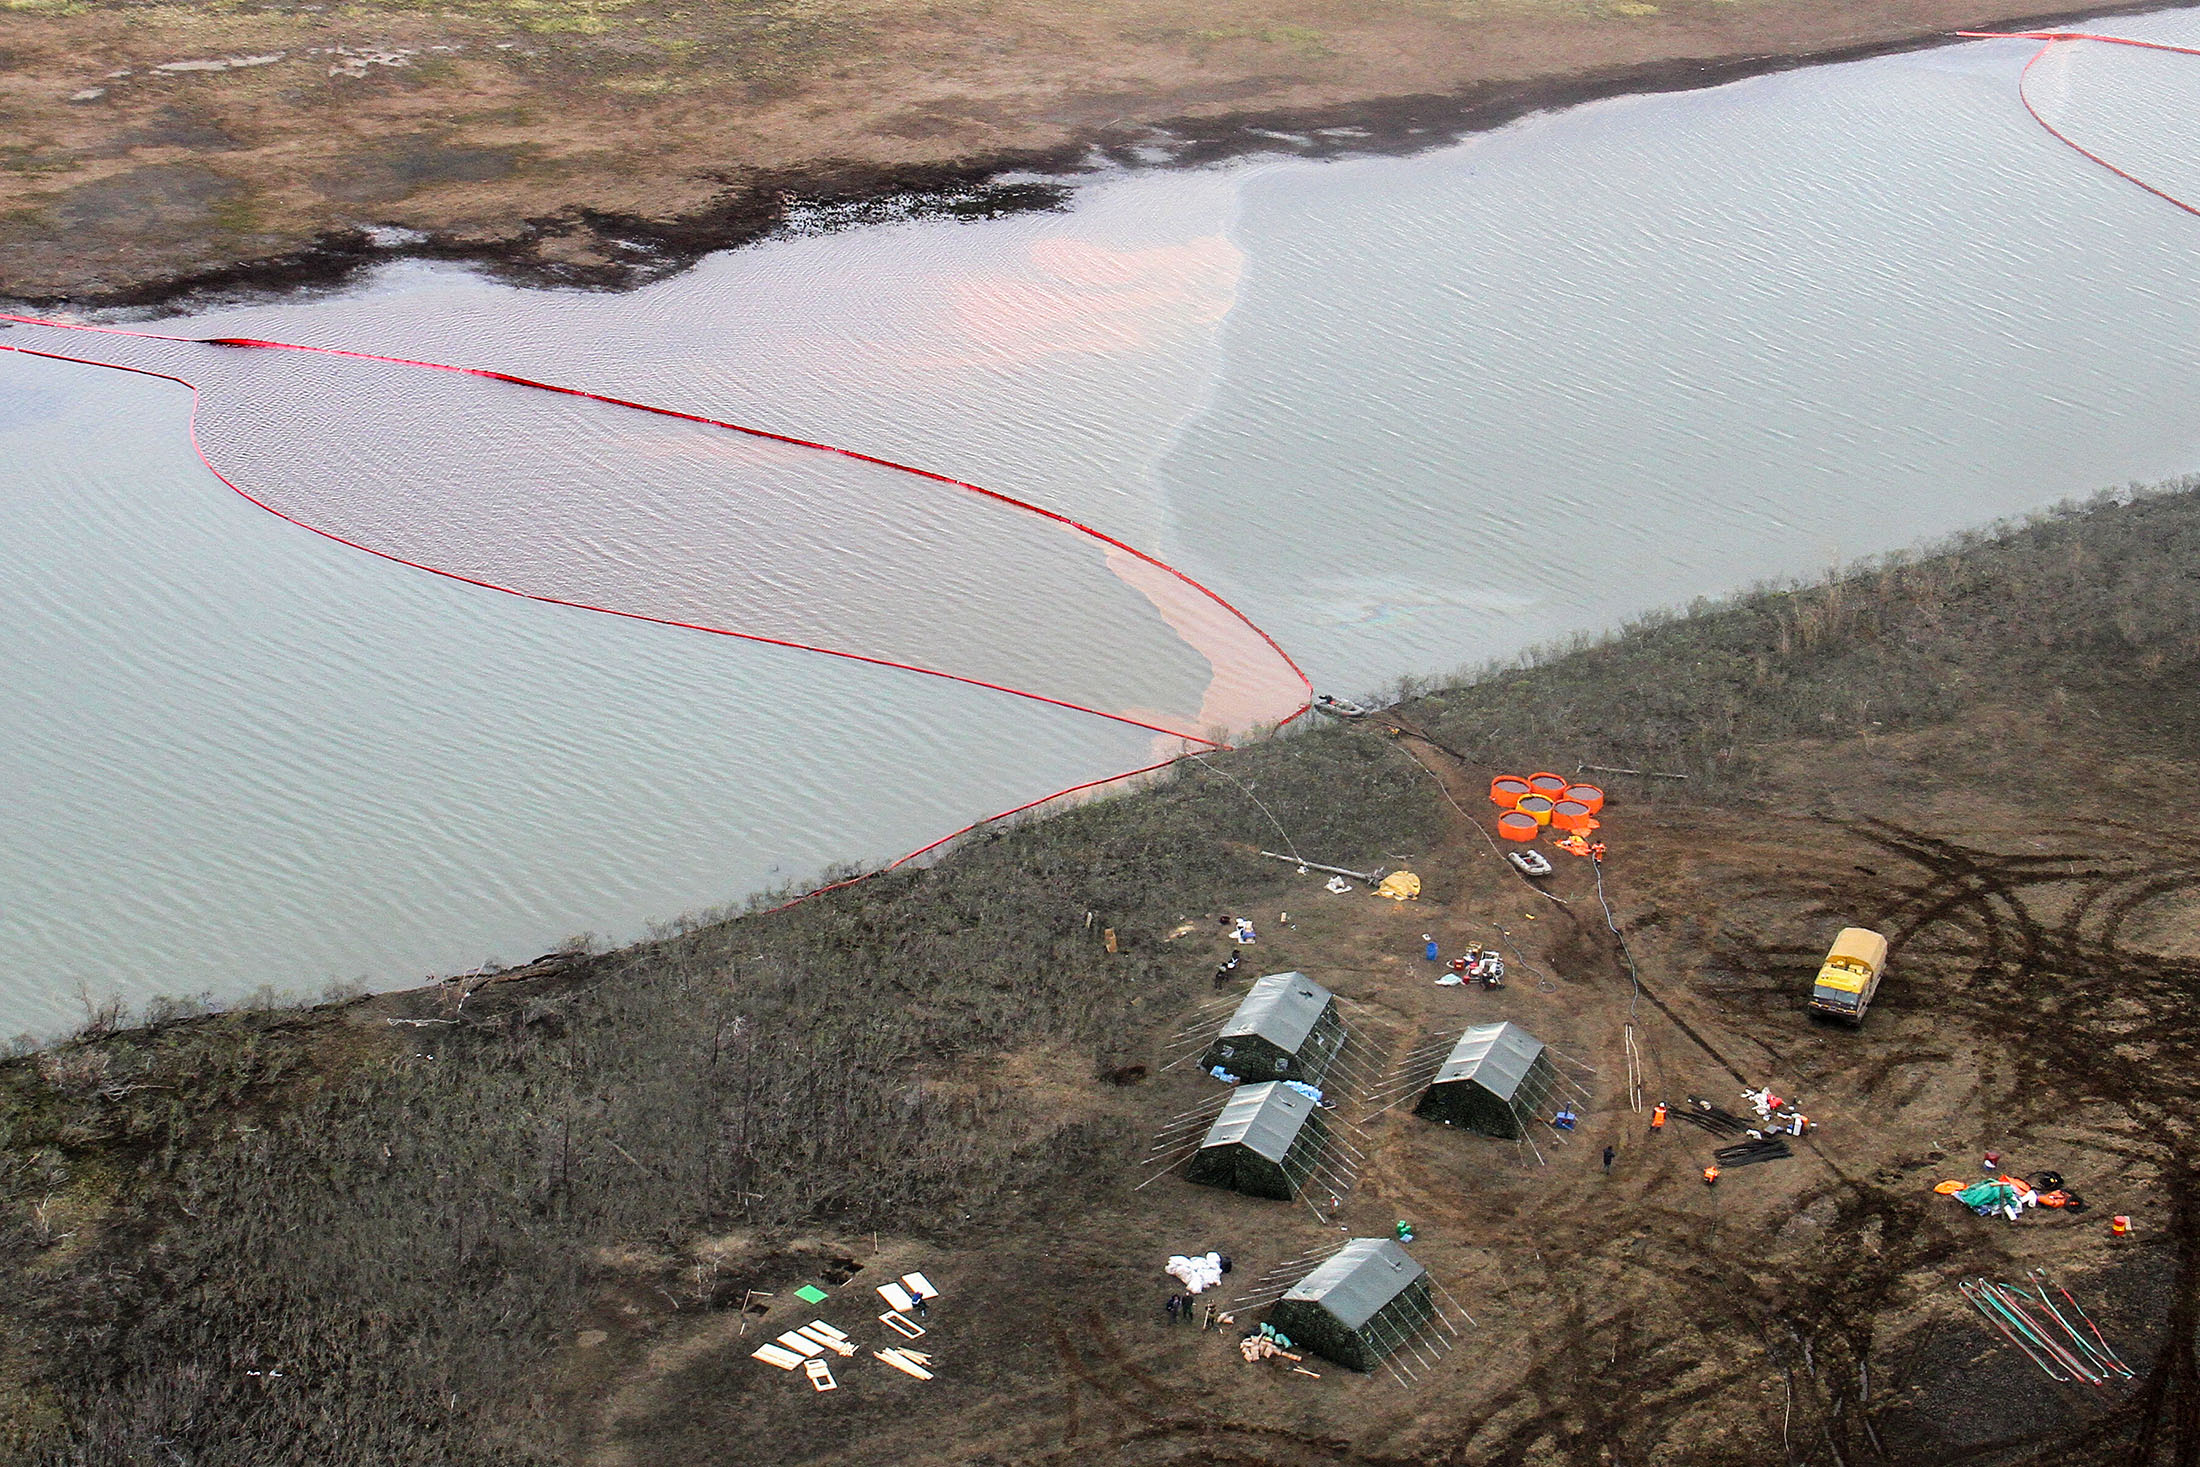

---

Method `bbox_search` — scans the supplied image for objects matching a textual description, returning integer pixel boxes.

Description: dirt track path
[1368,711,2200,1464]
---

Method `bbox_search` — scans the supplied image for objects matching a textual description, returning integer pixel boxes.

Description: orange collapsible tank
[1497,810,1540,842]
[1489,776,1531,809]
[1526,772,1569,801]
[1561,784,1605,814]
[1514,794,1555,826]
[1551,799,1594,834]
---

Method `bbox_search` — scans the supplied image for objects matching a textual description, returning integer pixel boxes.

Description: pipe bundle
[1712,1137,1792,1167]
[1674,1096,1753,1137]
[1960,1271,2131,1385]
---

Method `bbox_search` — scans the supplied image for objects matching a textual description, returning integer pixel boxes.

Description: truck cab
[1809,927,1888,1023]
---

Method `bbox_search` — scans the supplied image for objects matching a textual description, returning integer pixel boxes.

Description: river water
[7,16,2200,1037]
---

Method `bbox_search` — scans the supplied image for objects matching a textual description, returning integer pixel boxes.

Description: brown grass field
[0,0,2165,306]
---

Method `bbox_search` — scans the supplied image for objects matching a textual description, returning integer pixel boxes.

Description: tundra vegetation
[0,0,2109,305]
[4,478,2200,1462]
[1414,478,2200,786]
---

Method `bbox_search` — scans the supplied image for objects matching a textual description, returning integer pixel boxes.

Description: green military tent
[1267,1237,1433,1372]
[1200,971,1346,1086]
[1413,1021,1559,1140]
[1183,1081,1329,1201]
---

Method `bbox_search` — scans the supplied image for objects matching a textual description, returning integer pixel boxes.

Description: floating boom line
[0,313,1313,919]
[1959,29,2200,221]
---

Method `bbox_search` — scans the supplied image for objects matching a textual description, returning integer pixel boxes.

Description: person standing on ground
[1603,1145,1616,1175]
[1651,1103,1667,1134]
[1166,1293,1180,1325]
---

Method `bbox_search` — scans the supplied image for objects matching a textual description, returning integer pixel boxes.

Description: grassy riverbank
[7,480,2200,1464]
[0,0,2166,308]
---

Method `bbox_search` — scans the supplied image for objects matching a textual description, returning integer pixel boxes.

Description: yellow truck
[1808,927,1889,1023]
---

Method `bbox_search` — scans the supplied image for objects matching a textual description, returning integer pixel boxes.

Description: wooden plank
[900,1272,941,1300]
[773,1331,823,1357]
[750,1344,805,1370]
[804,1319,851,1342]
[873,1350,935,1380]
[795,1326,855,1356]
[877,1283,916,1312]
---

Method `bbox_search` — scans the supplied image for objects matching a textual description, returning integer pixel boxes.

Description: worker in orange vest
[1651,1103,1668,1133]
[1702,1165,1720,1186]
[1590,842,1607,861]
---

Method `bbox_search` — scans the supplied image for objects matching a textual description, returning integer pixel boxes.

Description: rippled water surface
[8,14,2200,1034]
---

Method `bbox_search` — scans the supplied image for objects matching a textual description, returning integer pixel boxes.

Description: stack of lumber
[873,1347,935,1380]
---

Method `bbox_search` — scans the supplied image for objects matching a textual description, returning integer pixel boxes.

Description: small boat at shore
[1507,849,1555,878]
[1312,694,1370,719]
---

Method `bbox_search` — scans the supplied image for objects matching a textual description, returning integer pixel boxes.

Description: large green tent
[1183,1081,1329,1201]
[1199,972,1346,1086]
[1413,1021,1559,1140]
[1267,1238,1433,1372]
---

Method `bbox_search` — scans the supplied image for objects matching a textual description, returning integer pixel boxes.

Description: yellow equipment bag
[1376,871,1421,901]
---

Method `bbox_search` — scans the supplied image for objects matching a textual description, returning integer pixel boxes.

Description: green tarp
[1956,1181,2021,1210]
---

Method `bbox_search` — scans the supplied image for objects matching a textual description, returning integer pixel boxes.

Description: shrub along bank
[0,729,1436,1463]
[1413,478,2200,787]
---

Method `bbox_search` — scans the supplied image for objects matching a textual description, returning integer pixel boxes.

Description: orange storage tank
[1551,799,1594,834]
[1526,772,1569,801]
[1497,810,1540,842]
[1514,794,1555,826]
[1489,776,1531,809]
[1561,784,1605,814]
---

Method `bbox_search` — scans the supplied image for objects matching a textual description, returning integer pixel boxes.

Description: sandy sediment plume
[1104,544,1310,750]
[3,313,1282,740]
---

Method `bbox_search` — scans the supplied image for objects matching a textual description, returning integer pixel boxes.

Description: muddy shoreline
[6,2,2171,320]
